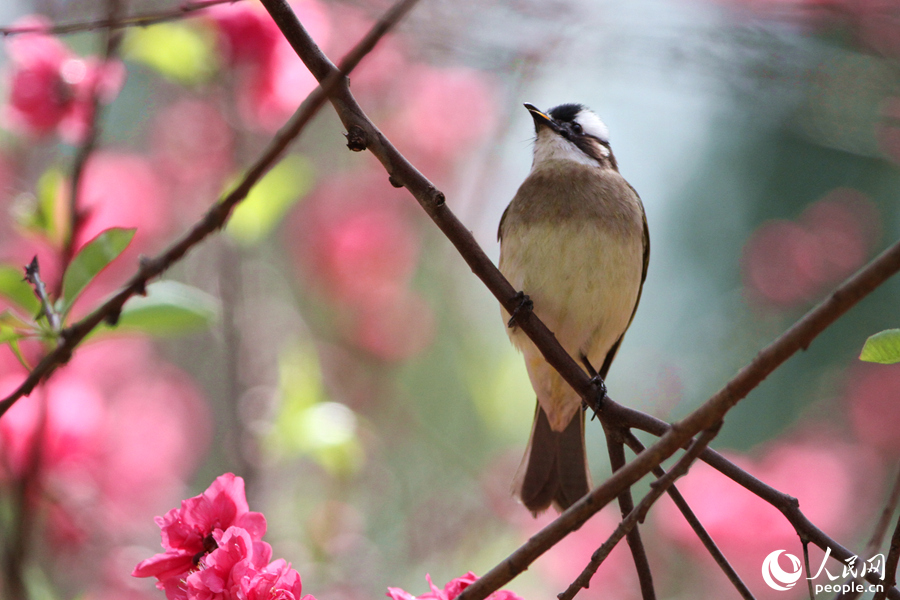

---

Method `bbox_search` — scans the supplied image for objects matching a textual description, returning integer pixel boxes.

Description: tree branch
[604,425,656,600]
[0,0,418,419]
[621,430,754,599]
[0,0,241,36]
[60,0,124,274]
[611,401,900,598]
[559,423,722,600]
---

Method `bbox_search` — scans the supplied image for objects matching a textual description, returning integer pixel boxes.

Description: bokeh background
[0,0,899,598]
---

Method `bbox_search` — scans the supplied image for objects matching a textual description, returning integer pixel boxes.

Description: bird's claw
[583,374,608,419]
[506,291,533,328]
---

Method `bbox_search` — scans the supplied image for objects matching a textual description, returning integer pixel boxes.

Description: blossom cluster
[133,473,312,600]
[135,475,522,600]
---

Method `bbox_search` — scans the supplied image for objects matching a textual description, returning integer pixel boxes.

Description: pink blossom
[132,474,267,598]
[234,558,312,600]
[184,526,272,600]
[387,573,522,600]
[3,16,125,143]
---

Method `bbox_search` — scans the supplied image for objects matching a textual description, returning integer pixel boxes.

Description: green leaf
[61,228,135,315]
[123,22,216,84]
[0,265,41,315]
[0,311,33,369]
[860,329,900,364]
[227,155,314,245]
[114,281,219,337]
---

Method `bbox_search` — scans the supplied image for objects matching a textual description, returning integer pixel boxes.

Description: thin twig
[874,512,900,600]
[835,464,900,600]
[621,430,754,599]
[610,401,899,599]
[604,425,655,600]
[558,423,722,600]
[60,0,124,276]
[0,0,241,36]
[803,539,815,600]
[0,0,419,419]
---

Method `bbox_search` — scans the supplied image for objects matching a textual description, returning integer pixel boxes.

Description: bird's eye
[570,122,583,135]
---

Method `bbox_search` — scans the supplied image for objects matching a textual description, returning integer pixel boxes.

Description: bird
[498,102,649,514]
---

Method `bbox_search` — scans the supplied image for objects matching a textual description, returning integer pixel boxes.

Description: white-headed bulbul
[498,102,649,514]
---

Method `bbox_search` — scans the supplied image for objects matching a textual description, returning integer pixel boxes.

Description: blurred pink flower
[0,338,211,551]
[741,189,877,308]
[845,362,900,453]
[655,436,880,596]
[69,151,171,312]
[76,151,170,250]
[353,286,436,361]
[290,172,434,361]
[152,99,233,191]
[383,66,498,171]
[3,16,125,143]
[207,0,331,131]
[323,5,408,97]
[133,473,267,598]
[387,573,522,600]
[321,206,420,303]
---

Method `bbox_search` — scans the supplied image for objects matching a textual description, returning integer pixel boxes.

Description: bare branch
[0,0,418,419]
[61,0,124,274]
[611,401,900,599]
[0,0,241,37]
[559,423,722,600]
[621,430,754,599]
[604,425,655,600]
[835,464,900,600]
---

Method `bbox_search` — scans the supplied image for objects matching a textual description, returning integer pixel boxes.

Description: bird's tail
[516,404,591,514]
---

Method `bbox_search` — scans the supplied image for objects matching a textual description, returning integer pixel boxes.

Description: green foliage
[123,22,217,84]
[860,329,900,364]
[114,280,220,337]
[0,265,41,316]
[226,155,315,244]
[61,228,135,316]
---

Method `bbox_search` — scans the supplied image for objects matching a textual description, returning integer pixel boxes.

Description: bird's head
[525,103,617,171]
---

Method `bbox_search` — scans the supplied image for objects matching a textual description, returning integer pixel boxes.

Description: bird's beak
[524,103,555,132]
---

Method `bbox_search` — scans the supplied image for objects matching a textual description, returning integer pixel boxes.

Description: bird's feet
[584,374,608,419]
[506,291,533,328]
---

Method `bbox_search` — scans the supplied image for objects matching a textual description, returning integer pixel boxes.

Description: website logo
[761,547,886,595]
[762,550,803,591]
